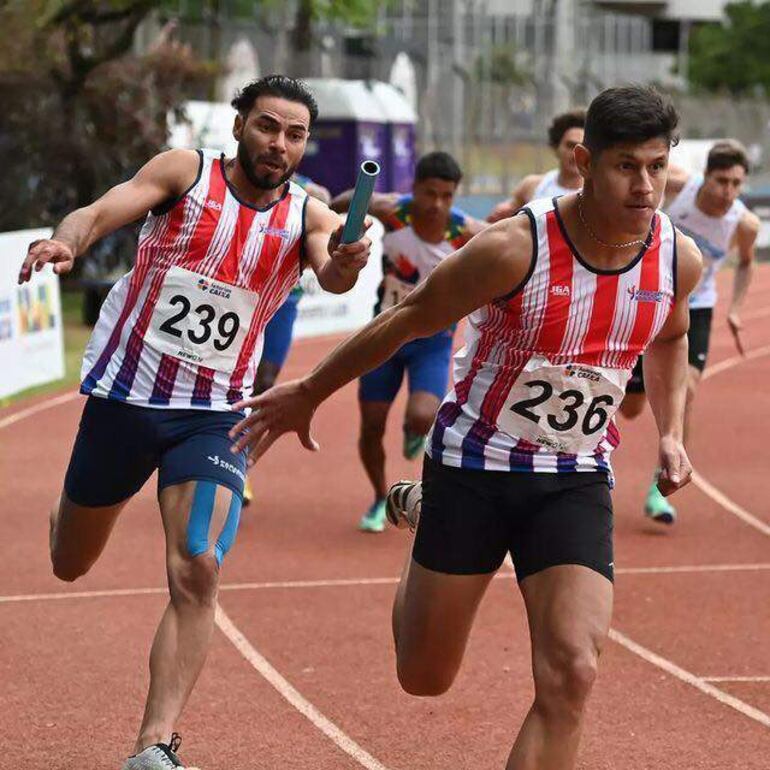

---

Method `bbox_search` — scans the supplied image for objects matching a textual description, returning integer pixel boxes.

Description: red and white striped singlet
[428,196,677,476]
[81,149,308,410]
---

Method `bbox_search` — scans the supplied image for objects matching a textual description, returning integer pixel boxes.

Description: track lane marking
[609,628,770,728]
[2,562,768,604]
[215,605,391,770]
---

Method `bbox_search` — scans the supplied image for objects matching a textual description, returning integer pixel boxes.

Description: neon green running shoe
[402,431,426,461]
[644,479,677,524]
[358,498,387,533]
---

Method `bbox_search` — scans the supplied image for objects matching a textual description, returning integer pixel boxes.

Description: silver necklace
[577,192,650,249]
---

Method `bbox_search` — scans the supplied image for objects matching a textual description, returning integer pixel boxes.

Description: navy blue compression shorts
[64,396,247,507]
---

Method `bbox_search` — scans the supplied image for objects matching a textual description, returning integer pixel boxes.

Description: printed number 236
[510,380,613,436]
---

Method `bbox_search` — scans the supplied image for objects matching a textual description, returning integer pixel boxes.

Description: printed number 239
[159,295,240,351]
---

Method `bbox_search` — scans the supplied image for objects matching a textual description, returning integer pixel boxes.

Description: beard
[237,141,295,190]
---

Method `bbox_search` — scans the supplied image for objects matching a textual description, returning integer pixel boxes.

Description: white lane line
[215,604,391,770]
[609,628,770,728]
[701,676,770,683]
[701,344,770,382]
[691,471,770,537]
[2,563,768,604]
[687,345,770,537]
[615,562,770,575]
[0,390,80,430]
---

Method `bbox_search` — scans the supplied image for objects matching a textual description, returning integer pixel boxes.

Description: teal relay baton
[340,160,381,244]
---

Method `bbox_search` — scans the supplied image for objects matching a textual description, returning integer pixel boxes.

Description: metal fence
[157,1,770,194]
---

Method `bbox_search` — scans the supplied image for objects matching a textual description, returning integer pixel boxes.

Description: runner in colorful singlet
[331,152,486,532]
[18,76,371,770]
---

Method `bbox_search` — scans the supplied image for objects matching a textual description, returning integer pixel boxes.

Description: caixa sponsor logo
[207,455,245,482]
[564,364,601,382]
[197,278,231,299]
[627,286,665,303]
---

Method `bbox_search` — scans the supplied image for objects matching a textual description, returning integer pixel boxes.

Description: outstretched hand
[327,217,373,273]
[229,379,319,465]
[18,239,75,284]
[657,435,693,497]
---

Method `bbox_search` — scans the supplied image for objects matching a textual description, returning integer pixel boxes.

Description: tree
[0,1,212,230]
[688,1,770,95]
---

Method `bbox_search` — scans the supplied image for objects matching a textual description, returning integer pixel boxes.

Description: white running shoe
[121,733,199,770]
[386,480,422,531]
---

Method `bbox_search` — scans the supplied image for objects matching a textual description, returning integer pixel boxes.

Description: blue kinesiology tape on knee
[186,480,217,558]
[214,491,242,565]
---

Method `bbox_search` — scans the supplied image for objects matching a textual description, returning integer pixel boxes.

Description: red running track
[1,267,769,769]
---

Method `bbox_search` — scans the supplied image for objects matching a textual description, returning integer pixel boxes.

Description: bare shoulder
[739,209,761,238]
[466,212,534,281]
[516,174,543,201]
[674,229,703,297]
[666,163,690,195]
[305,194,341,231]
[136,148,201,193]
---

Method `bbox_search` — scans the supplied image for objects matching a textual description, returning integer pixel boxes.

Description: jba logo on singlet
[207,455,246,482]
[197,278,232,300]
[551,284,570,297]
[564,364,601,382]
[627,286,665,303]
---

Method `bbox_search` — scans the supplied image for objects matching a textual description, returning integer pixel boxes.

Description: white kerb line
[215,605,391,770]
[608,628,770,728]
[0,390,80,430]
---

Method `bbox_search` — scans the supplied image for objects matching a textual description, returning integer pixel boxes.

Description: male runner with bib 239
[332,152,486,532]
[620,139,759,524]
[232,86,701,770]
[17,75,371,770]
[487,109,586,222]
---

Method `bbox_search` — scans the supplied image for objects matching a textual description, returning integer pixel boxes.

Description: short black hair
[548,109,586,148]
[414,151,462,184]
[706,140,750,174]
[231,75,319,126]
[583,85,679,156]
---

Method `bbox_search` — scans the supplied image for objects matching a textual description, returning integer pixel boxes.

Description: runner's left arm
[229,216,533,461]
[303,197,372,294]
[642,232,703,496]
[726,211,760,355]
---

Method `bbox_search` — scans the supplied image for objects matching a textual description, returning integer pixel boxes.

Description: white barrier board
[293,219,384,339]
[0,228,65,399]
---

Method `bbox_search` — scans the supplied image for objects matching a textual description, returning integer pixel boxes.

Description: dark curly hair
[547,109,586,149]
[231,75,319,126]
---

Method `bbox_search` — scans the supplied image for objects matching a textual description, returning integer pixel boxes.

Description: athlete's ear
[574,144,592,181]
[233,113,244,143]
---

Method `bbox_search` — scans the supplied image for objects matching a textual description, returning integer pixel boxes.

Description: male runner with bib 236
[18,75,371,770]
[332,152,486,532]
[487,109,585,222]
[232,86,701,770]
[620,139,759,524]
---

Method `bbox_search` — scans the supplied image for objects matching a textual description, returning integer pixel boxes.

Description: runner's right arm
[229,214,535,460]
[330,190,400,218]
[486,175,542,223]
[18,149,200,284]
